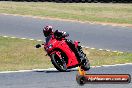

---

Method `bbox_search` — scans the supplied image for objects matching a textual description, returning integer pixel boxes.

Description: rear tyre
[81,58,90,71]
[51,53,67,72]
[78,46,90,71]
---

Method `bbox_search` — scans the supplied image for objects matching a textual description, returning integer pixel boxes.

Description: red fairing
[74,41,79,48]
[44,35,79,68]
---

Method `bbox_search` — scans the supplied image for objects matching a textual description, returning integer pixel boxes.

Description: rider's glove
[62,31,69,37]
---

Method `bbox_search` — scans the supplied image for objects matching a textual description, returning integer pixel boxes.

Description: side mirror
[35,44,41,48]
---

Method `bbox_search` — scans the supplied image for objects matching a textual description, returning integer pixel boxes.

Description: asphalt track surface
[0,14,132,88]
[0,14,132,52]
[0,64,132,88]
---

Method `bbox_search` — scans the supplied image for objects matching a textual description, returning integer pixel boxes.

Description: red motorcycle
[36,35,90,72]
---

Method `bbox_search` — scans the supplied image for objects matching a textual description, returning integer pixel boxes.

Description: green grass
[0,36,132,71]
[0,37,53,71]
[83,49,132,66]
[0,2,132,24]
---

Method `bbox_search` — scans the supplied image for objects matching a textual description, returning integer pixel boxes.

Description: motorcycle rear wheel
[78,46,90,71]
[51,53,67,72]
[81,58,90,71]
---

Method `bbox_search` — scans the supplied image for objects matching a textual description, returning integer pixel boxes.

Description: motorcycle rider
[43,25,85,62]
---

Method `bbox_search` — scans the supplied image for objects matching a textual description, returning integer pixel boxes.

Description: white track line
[113,51,118,53]
[106,49,110,52]
[91,48,95,50]
[99,49,103,51]
[0,70,33,74]
[29,39,34,41]
[0,63,132,74]
[101,63,132,67]
[21,38,26,40]
[2,36,43,42]
[11,37,16,39]
[37,40,43,41]
[3,36,8,38]
[85,47,89,49]
[119,52,124,54]
[1,35,124,53]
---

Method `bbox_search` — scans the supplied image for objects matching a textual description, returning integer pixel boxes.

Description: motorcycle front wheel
[51,53,67,72]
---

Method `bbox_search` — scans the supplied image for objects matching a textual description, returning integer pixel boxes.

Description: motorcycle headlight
[48,44,53,49]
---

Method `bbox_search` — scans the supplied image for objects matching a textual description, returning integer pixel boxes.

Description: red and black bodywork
[38,35,90,71]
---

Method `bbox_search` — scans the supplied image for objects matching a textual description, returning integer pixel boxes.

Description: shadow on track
[33,69,78,73]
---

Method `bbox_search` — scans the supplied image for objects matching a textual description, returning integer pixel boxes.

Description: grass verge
[0,36,132,71]
[0,2,132,25]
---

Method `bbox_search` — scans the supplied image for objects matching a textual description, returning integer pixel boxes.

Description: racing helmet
[43,25,53,37]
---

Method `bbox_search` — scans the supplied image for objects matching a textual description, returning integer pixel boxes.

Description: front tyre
[51,53,67,72]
